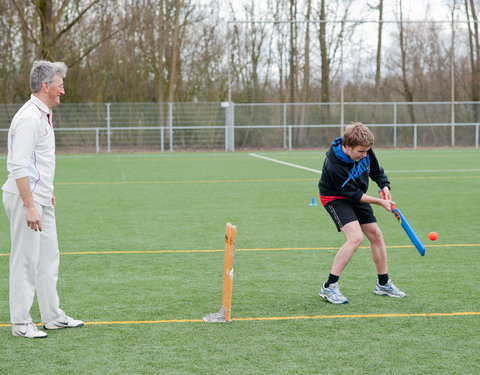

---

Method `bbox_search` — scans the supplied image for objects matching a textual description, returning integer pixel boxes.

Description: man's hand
[25,205,42,231]
[15,176,42,231]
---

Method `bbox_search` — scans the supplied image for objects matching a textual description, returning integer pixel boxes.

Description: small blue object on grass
[309,197,318,206]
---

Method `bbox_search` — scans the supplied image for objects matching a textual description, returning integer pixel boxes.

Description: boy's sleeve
[340,176,365,202]
[369,150,390,190]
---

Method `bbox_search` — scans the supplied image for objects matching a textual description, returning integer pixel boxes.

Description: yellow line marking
[84,320,204,325]
[0,244,478,257]
[55,178,316,186]
[53,175,480,186]
[232,311,480,321]
[1,311,478,327]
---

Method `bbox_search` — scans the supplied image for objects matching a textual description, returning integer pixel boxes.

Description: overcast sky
[212,0,460,22]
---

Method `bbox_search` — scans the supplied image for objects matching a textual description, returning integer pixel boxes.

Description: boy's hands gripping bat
[380,190,426,256]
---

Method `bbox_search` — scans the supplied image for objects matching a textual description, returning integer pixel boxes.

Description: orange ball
[428,232,438,241]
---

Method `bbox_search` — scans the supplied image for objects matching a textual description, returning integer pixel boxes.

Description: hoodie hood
[331,137,355,164]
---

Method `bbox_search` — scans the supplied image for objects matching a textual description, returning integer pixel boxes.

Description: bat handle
[391,206,401,221]
[378,189,385,199]
[379,189,395,211]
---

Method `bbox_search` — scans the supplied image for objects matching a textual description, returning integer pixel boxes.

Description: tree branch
[54,0,102,44]
[67,23,129,68]
[52,0,70,26]
[11,0,38,45]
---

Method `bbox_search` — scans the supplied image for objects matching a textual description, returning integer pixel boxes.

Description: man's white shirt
[2,95,56,206]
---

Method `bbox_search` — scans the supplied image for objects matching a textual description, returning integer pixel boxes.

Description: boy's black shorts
[324,199,377,232]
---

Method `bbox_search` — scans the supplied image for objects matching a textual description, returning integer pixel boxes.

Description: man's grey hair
[30,60,68,93]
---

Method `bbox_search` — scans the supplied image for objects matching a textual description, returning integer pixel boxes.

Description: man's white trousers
[3,191,63,324]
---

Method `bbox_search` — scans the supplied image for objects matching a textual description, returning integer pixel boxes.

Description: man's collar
[30,94,51,115]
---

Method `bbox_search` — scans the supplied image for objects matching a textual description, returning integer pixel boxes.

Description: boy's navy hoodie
[318,137,390,206]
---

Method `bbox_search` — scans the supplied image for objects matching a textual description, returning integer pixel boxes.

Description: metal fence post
[168,103,173,151]
[288,125,292,151]
[230,102,235,151]
[476,124,479,148]
[413,124,417,149]
[160,127,164,152]
[223,102,234,151]
[95,128,99,153]
[393,103,397,148]
[283,104,287,149]
[105,103,111,153]
[451,123,455,147]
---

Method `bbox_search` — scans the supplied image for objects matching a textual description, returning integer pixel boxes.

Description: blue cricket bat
[379,190,425,256]
[392,207,426,256]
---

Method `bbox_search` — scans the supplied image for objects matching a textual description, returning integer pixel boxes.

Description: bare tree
[465,0,480,120]
[316,0,354,125]
[397,0,416,122]
[178,0,228,101]
[319,0,329,104]
[374,0,384,98]
[289,0,298,105]
[0,0,478,111]
[273,0,289,102]
[296,0,312,146]
[11,0,102,60]
[302,0,312,104]
[167,0,181,102]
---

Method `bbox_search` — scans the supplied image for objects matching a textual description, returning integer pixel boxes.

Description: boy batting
[318,123,406,304]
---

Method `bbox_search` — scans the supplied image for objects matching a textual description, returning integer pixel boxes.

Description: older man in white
[2,60,83,339]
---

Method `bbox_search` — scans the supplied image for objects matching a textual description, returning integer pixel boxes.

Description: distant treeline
[1,0,480,116]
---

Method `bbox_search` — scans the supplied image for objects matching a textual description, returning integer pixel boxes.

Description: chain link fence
[0,101,479,153]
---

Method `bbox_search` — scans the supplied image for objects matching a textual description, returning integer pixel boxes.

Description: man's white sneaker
[319,282,349,304]
[44,314,84,330]
[374,279,406,298]
[12,322,48,339]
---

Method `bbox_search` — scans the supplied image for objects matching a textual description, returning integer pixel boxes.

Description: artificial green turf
[0,149,479,374]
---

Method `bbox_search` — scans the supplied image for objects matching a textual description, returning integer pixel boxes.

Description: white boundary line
[249,153,322,174]
[388,169,480,173]
[249,153,480,174]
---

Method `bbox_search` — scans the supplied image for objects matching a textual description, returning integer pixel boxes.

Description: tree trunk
[289,0,297,105]
[398,1,416,123]
[288,0,298,144]
[375,0,384,99]
[319,0,330,123]
[167,0,181,102]
[467,0,480,120]
[297,0,312,146]
[35,0,54,59]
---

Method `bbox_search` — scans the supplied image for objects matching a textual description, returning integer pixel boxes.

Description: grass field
[0,149,479,374]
